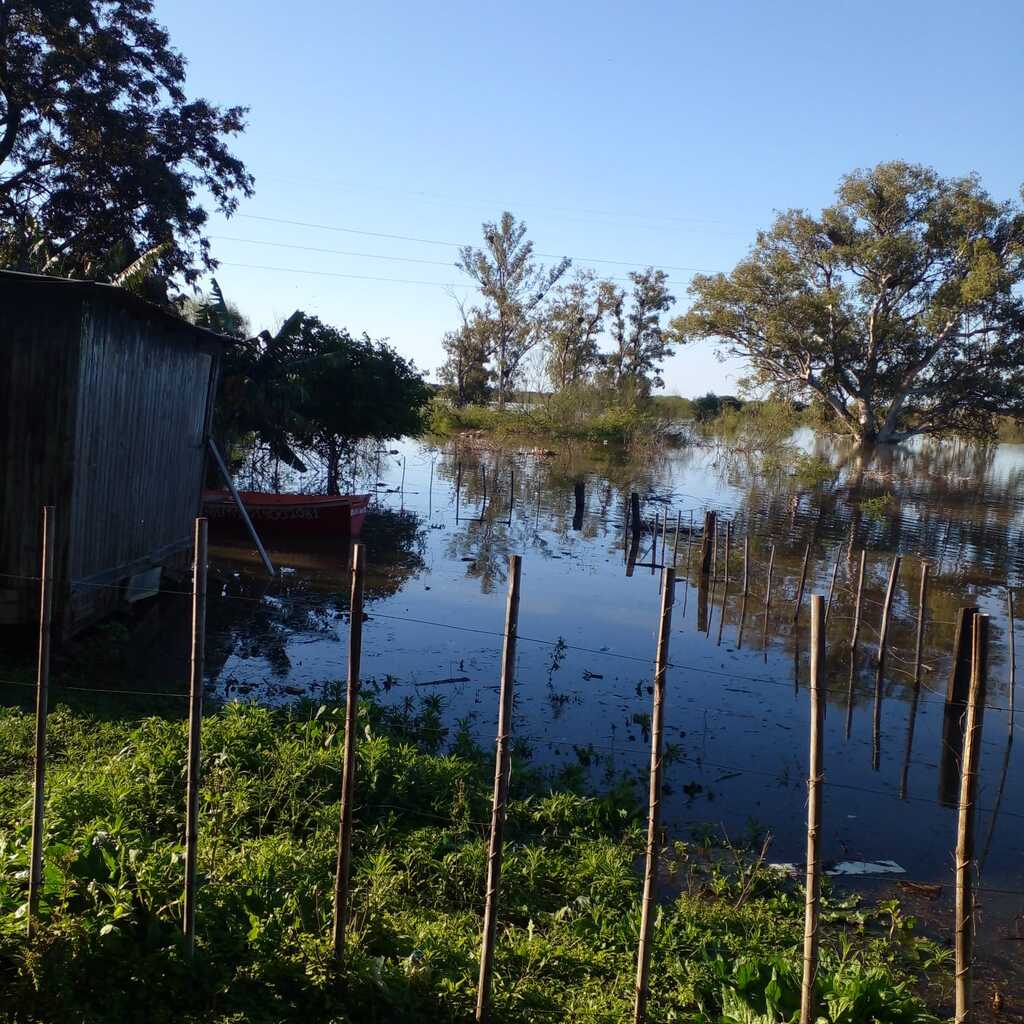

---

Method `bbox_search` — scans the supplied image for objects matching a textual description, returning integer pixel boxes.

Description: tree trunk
[326,438,340,496]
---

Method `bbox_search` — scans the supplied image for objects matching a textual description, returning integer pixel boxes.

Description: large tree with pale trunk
[672,162,1024,445]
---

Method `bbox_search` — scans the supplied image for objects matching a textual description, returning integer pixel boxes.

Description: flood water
[163,430,1024,979]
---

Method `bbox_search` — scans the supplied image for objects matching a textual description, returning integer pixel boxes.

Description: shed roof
[0,268,234,347]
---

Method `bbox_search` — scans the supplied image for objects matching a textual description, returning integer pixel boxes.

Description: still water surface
[199,431,1023,957]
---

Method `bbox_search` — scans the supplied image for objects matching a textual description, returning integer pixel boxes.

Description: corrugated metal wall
[0,275,220,632]
[0,283,80,626]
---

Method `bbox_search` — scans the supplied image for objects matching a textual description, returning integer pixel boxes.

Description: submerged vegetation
[0,698,948,1023]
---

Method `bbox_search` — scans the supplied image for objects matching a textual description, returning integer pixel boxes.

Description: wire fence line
[4,507,1021,1024]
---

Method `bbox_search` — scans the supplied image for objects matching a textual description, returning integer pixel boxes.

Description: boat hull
[202,491,370,538]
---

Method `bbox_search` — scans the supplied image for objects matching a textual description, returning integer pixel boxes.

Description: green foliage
[691,392,744,423]
[0,700,943,1023]
[672,161,1024,445]
[860,493,896,520]
[0,1,252,286]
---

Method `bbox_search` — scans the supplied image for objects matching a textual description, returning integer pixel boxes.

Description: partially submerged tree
[544,269,605,391]
[456,212,569,405]
[601,268,676,403]
[672,162,1024,445]
[0,0,252,285]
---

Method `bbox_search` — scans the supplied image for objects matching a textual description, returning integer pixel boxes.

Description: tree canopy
[672,162,1024,445]
[0,0,252,286]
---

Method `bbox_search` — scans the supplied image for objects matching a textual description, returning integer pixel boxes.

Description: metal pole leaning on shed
[27,506,55,940]
[207,438,275,578]
[476,555,522,1024]
[183,517,208,957]
[955,613,989,1024]
[633,567,675,1024]
[333,543,366,959]
[800,595,826,1024]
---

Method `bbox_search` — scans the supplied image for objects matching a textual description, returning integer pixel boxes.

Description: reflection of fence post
[800,595,826,1024]
[332,543,366,959]
[183,517,208,957]
[793,544,811,623]
[955,613,988,1024]
[633,567,675,1024]
[476,555,522,1024]
[27,506,55,940]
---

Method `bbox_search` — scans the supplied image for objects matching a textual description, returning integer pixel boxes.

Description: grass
[0,696,948,1023]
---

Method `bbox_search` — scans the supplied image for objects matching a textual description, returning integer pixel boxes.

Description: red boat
[202,490,371,538]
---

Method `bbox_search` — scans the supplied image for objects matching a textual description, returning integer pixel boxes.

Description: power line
[235,213,717,275]
[217,262,473,289]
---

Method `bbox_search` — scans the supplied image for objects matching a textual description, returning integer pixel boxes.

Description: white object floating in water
[769,859,906,877]
[827,860,905,876]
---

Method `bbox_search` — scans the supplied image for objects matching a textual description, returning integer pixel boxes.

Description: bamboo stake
[800,595,826,1024]
[954,613,989,1024]
[685,510,694,575]
[183,517,208,957]
[845,551,867,741]
[793,544,811,623]
[332,543,366,959]
[761,544,775,656]
[633,567,675,1024]
[824,561,839,624]
[1008,587,1016,738]
[476,555,522,1023]
[872,555,901,771]
[914,563,929,688]
[27,506,55,940]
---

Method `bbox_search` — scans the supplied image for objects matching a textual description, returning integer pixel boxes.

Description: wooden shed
[0,270,228,635]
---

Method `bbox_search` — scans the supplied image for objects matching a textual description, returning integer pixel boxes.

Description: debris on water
[897,880,943,899]
[284,685,303,696]
[714,772,742,783]
[414,676,471,687]
[582,669,604,680]
[770,859,906,877]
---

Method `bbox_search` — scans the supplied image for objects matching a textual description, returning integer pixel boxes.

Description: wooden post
[475,555,522,1023]
[455,462,462,522]
[914,563,929,688]
[685,510,694,575]
[717,524,732,646]
[824,560,839,624]
[660,510,668,567]
[845,550,867,740]
[481,465,487,515]
[672,510,682,567]
[699,511,716,577]
[332,543,366,959]
[872,555,901,772]
[27,506,55,940]
[800,595,826,1024]
[954,613,989,1024]
[633,567,675,1024]
[793,544,811,623]
[651,514,658,576]
[630,492,642,537]
[762,544,776,656]
[507,469,515,526]
[1007,588,1015,737]
[183,517,208,956]
[947,607,979,704]
[742,535,749,598]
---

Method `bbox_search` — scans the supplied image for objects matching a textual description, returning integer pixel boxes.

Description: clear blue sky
[159,0,1024,396]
